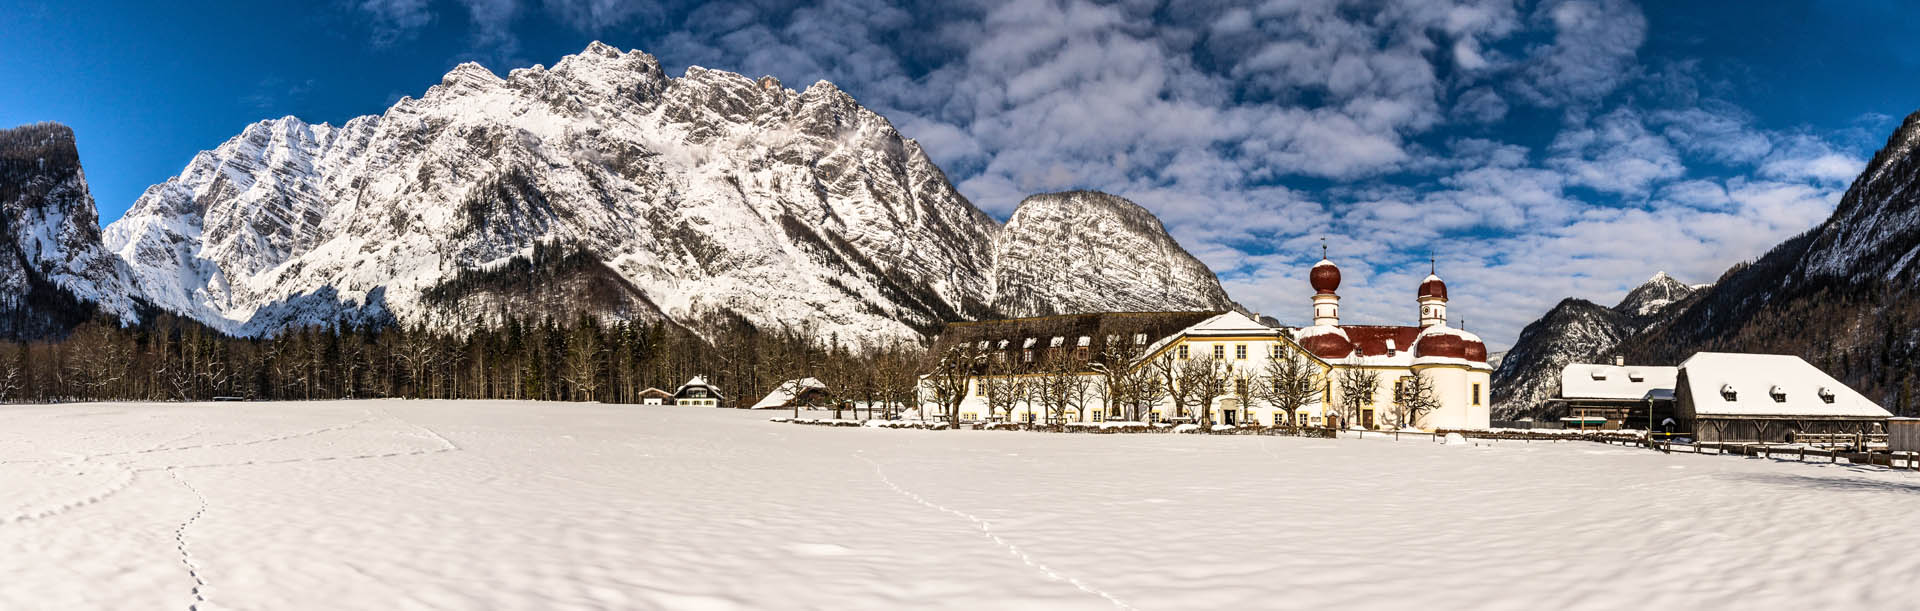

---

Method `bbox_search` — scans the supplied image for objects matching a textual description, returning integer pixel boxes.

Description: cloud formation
[345,0,1873,351]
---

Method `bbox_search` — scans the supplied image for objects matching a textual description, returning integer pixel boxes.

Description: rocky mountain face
[1618,110,1920,414]
[0,123,140,337]
[1490,272,1702,419]
[102,43,1235,344]
[991,191,1238,317]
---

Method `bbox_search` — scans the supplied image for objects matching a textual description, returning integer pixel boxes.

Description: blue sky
[3,0,1917,348]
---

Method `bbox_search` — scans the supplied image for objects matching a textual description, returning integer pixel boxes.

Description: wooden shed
[1674,352,1891,443]
[1890,418,1920,453]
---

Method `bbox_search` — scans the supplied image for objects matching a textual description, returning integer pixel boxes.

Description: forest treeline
[0,310,926,408]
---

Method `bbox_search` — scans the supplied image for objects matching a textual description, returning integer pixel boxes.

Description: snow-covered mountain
[0,123,140,337]
[1620,109,1920,412]
[991,191,1238,317]
[103,43,1235,342]
[1489,272,1702,419]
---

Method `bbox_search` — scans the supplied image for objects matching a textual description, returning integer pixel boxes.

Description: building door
[1362,409,1375,429]
[1222,408,1237,426]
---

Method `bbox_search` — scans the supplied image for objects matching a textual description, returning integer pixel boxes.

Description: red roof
[1342,325,1424,358]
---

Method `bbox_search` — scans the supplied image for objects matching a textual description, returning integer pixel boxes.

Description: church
[924,256,1494,430]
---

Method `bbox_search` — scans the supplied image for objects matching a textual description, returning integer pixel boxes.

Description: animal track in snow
[0,458,138,525]
[167,469,210,611]
[854,453,1135,610]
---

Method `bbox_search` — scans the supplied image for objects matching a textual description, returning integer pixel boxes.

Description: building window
[1235,378,1248,396]
[1213,344,1225,359]
[1235,344,1247,360]
[1178,345,1189,359]
[1023,350,1033,363]
[1472,383,1482,406]
[1075,346,1089,361]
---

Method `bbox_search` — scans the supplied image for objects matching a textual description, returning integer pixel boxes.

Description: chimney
[1614,355,1624,367]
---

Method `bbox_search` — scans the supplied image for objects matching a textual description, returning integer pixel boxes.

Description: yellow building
[921,257,1493,431]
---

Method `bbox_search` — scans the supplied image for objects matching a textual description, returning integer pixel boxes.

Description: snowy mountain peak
[0,122,141,333]
[1614,271,1697,317]
[991,190,1238,317]
[103,45,1234,342]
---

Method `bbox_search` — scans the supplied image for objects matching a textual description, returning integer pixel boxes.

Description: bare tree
[983,354,1025,424]
[1257,349,1322,427]
[1335,367,1382,429]
[0,344,21,403]
[875,343,923,420]
[562,322,604,401]
[1172,353,1227,425]
[1034,352,1080,428]
[1392,372,1442,429]
[924,343,978,426]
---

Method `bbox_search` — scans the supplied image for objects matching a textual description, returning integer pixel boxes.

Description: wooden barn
[1674,352,1891,443]
[636,387,673,405]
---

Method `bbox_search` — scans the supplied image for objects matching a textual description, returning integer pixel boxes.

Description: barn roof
[1559,363,1678,401]
[750,378,825,409]
[636,387,673,399]
[1678,352,1889,419]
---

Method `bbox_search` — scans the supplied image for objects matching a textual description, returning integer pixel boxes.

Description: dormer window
[1591,371,1608,381]
[1720,384,1737,402]
[1769,385,1786,403]
[1134,333,1148,345]
[1628,372,1644,382]
[1819,387,1836,404]
[1386,339,1397,357]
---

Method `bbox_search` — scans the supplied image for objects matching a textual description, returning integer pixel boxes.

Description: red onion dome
[1298,328,1353,359]
[1413,331,1468,359]
[1418,274,1448,300]
[1310,259,1341,295]
[1462,339,1488,362]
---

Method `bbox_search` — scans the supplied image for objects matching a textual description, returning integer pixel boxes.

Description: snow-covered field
[4,401,1918,610]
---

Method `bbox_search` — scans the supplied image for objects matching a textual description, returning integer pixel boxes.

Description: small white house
[636,387,672,405]
[673,376,725,408]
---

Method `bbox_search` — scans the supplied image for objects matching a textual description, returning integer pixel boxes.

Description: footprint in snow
[786,543,852,557]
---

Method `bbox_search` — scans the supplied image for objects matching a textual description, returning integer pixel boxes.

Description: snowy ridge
[1801,110,1920,282]
[1490,272,1704,419]
[0,123,141,327]
[991,191,1237,317]
[104,43,1235,342]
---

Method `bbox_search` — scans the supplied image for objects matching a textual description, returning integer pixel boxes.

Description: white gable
[1678,352,1889,418]
[1560,363,1678,401]
[1183,311,1275,336]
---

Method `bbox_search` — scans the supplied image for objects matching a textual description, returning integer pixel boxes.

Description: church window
[1472,383,1482,406]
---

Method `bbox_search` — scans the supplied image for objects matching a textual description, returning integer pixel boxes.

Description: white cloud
[1511,0,1647,109]
[1547,108,1684,196]
[335,0,1880,353]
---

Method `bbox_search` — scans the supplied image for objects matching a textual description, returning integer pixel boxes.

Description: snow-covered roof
[1182,311,1278,337]
[673,376,724,399]
[1558,363,1677,401]
[749,377,825,409]
[1678,353,1889,418]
